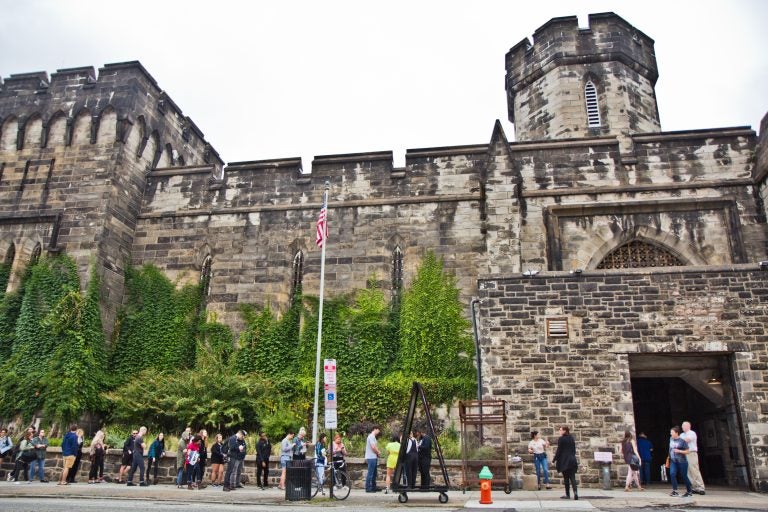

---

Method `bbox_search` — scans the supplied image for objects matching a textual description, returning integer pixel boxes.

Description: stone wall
[477,265,768,489]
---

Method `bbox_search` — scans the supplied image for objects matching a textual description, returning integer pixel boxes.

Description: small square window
[547,318,569,338]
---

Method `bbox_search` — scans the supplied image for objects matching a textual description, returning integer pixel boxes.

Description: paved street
[1,481,767,511]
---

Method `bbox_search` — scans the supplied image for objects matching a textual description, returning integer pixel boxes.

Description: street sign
[324,408,338,429]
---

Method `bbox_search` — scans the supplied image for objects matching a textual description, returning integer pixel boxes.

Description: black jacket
[418,435,432,462]
[553,433,578,473]
[228,435,247,461]
[256,439,271,462]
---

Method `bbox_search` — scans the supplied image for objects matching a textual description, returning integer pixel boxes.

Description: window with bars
[585,81,601,128]
[597,240,684,269]
[291,250,304,299]
[391,246,403,307]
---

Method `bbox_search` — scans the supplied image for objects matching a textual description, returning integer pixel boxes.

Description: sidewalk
[0,481,766,509]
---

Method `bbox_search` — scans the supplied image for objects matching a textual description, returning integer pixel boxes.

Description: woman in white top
[528,431,552,490]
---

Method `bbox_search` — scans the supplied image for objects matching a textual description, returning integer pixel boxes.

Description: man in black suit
[415,428,432,489]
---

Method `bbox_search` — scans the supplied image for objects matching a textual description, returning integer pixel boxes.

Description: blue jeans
[29,458,45,481]
[533,453,550,485]
[640,458,651,484]
[365,458,378,491]
[669,459,691,493]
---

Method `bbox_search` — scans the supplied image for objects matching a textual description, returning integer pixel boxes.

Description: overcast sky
[1,0,766,168]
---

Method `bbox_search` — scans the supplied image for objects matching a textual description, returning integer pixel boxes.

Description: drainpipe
[470,298,483,402]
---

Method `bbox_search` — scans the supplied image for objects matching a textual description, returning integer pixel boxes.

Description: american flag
[316,203,328,247]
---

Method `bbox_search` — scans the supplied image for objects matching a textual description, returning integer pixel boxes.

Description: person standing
[404,431,418,489]
[196,429,208,488]
[668,426,693,497]
[385,434,401,493]
[331,432,348,487]
[364,426,381,493]
[222,430,246,492]
[210,433,225,487]
[637,432,653,486]
[621,431,643,491]
[10,430,35,483]
[175,428,191,488]
[293,427,307,460]
[118,430,137,483]
[415,428,432,489]
[147,433,165,485]
[0,428,13,464]
[88,430,106,484]
[255,432,271,490]
[29,428,49,482]
[552,425,578,500]
[314,433,328,495]
[185,435,202,490]
[278,430,295,490]
[126,426,148,487]
[66,428,85,483]
[58,425,78,486]
[528,431,552,490]
[681,421,706,495]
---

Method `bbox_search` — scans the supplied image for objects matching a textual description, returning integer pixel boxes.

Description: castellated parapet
[505,12,660,145]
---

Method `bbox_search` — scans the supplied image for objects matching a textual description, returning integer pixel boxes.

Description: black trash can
[285,460,313,501]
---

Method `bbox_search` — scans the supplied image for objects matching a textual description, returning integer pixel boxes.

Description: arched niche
[1,116,19,151]
[71,109,92,146]
[96,107,117,144]
[23,115,44,149]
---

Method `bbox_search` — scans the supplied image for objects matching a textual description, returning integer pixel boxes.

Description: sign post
[323,359,337,498]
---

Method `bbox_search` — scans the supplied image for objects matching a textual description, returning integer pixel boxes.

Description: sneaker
[223,486,231,492]
[560,495,570,499]
[682,492,693,497]
[126,482,136,486]
[139,482,148,487]
[696,490,706,495]
[670,490,679,496]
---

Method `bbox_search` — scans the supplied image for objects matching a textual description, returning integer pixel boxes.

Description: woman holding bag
[621,431,643,491]
[528,431,552,490]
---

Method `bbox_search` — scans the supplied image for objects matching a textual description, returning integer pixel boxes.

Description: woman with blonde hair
[88,430,106,484]
[622,431,643,491]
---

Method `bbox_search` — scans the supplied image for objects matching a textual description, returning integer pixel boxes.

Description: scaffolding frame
[459,399,512,493]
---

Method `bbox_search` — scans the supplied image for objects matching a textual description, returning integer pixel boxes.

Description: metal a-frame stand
[391,382,450,503]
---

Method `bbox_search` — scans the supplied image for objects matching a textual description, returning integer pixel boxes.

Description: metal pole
[470,297,484,443]
[312,182,330,445]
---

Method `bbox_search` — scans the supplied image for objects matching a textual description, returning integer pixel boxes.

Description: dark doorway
[629,353,749,488]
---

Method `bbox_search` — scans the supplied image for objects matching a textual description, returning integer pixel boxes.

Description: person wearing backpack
[147,433,165,485]
[0,428,13,467]
[222,430,246,492]
[185,435,202,490]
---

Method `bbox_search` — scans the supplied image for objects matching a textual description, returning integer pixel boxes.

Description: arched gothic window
[391,246,403,307]
[3,243,15,266]
[597,240,684,269]
[30,244,41,265]
[585,81,601,128]
[200,256,213,305]
[291,251,304,300]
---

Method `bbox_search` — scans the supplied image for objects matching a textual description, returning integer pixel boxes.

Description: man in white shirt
[364,426,381,493]
[681,421,705,495]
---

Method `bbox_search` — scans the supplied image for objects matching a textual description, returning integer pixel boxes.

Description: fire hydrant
[479,466,493,505]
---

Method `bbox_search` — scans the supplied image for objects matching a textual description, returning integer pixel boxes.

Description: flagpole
[312,181,330,445]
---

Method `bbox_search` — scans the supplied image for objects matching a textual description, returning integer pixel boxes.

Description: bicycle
[311,461,351,500]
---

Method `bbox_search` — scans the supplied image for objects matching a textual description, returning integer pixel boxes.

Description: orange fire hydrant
[479,466,493,505]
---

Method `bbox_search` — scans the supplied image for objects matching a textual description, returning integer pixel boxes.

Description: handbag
[660,465,668,482]
[629,454,640,471]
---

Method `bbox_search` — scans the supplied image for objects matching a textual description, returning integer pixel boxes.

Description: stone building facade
[1,12,767,490]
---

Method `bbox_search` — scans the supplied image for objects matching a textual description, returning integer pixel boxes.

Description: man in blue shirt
[636,432,653,486]
[58,424,78,485]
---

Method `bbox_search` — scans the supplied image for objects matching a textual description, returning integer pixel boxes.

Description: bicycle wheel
[311,468,323,498]
[331,470,350,500]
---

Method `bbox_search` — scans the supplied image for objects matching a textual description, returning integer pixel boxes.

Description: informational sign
[324,359,337,429]
[593,451,613,463]
[324,408,338,429]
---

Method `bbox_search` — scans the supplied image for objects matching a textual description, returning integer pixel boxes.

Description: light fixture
[570,268,583,275]
[707,376,722,385]
[760,261,768,270]
[522,269,540,277]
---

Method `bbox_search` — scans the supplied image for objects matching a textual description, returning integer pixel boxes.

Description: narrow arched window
[585,81,601,128]
[391,246,403,307]
[4,244,15,266]
[291,251,304,300]
[200,256,213,305]
[30,244,41,265]
[0,243,16,294]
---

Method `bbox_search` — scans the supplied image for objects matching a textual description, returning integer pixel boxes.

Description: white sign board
[593,451,613,463]
[324,409,338,429]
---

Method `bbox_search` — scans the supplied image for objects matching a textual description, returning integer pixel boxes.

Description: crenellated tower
[505,12,661,147]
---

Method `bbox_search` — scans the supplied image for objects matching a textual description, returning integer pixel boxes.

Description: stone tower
[505,12,661,147]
